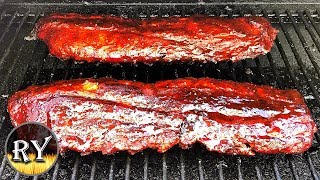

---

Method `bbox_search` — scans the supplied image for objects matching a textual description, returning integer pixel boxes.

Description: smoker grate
[1,3,320,180]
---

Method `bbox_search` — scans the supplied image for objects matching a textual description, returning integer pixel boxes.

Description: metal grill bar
[218,161,224,180]
[307,10,320,37]
[306,153,320,180]
[255,165,263,180]
[162,153,167,180]
[299,11,320,74]
[52,157,61,180]
[14,172,19,180]
[0,156,6,177]
[180,151,185,180]
[108,157,115,180]
[71,156,80,180]
[0,11,17,46]
[266,53,283,87]
[0,11,40,94]
[276,10,320,104]
[305,153,319,179]
[31,53,46,85]
[0,44,24,94]
[197,155,205,180]
[125,155,131,180]
[288,10,320,77]
[237,157,243,180]
[0,11,29,67]
[241,60,252,82]
[273,160,282,180]
[254,58,268,84]
[268,11,304,88]
[274,37,299,87]
[287,155,299,180]
[143,151,149,180]
[89,157,97,180]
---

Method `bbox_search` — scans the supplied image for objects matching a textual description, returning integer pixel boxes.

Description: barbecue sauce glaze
[8,78,316,155]
[36,14,278,63]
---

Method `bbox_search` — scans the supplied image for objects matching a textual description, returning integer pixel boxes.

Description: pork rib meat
[8,78,316,155]
[36,14,278,63]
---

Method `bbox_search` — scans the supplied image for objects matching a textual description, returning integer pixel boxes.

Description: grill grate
[0,4,320,180]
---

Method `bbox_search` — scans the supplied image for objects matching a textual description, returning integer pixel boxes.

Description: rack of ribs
[35,13,278,63]
[8,78,316,155]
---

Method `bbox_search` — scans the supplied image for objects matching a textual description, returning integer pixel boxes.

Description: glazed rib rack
[1,3,320,180]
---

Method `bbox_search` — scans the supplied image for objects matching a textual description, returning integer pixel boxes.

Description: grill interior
[1,3,320,180]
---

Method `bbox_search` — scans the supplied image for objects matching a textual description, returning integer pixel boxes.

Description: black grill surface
[0,3,320,180]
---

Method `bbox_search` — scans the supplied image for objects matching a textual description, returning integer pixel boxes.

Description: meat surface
[36,13,278,63]
[8,78,316,155]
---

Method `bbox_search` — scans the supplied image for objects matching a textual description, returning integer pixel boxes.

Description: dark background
[1,0,320,3]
